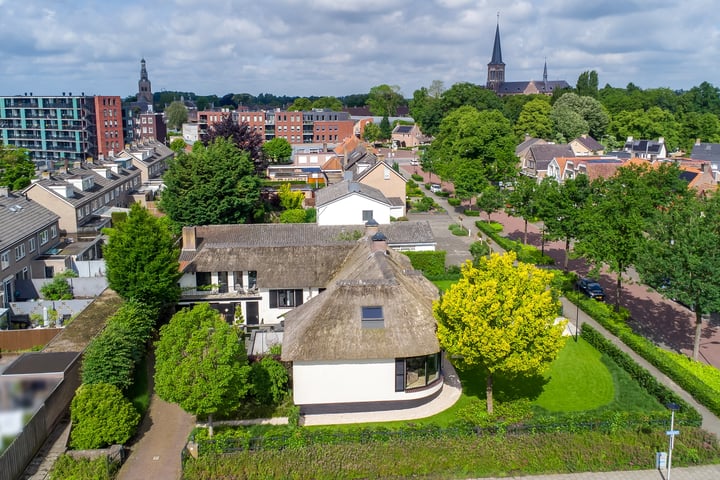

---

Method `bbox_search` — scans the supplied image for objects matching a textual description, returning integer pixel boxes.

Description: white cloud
[0,0,717,97]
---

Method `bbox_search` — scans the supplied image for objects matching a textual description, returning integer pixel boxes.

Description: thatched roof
[282,236,439,362]
[179,222,436,288]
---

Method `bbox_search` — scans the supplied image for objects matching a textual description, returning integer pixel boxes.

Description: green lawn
[432,279,457,294]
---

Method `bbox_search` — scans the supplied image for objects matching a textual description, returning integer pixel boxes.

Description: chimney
[182,226,197,251]
[370,231,388,253]
[365,218,379,237]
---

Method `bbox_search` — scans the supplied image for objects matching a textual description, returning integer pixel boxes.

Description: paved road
[474,463,720,479]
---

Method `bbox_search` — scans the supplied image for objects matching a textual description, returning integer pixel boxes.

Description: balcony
[180,285,260,301]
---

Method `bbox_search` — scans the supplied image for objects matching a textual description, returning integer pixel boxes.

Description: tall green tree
[636,193,720,360]
[476,184,505,221]
[576,70,599,98]
[165,101,188,131]
[551,92,609,140]
[0,145,35,190]
[427,106,517,185]
[155,304,252,436]
[262,137,292,163]
[362,122,382,143]
[536,175,593,270]
[379,116,392,140]
[506,175,540,244]
[575,163,689,310]
[409,86,445,137]
[311,96,343,111]
[103,203,181,309]
[439,82,503,115]
[287,97,313,111]
[160,138,263,228]
[514,98,553,140]
[434,253,566,413]
[367,84,404,117]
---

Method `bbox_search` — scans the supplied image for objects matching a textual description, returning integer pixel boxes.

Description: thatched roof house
[281,232,443,411]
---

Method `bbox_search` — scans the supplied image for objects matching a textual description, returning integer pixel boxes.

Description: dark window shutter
[395,359,405,392]
[295,289,303,306]
[269,290,278,308]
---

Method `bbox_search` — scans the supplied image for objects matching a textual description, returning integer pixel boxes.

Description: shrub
[40,273,75,300]
[469,241,490,262]
[411,196,435,212]
[304,207,316,223]
[475,220,553,265]
[411,173,424,182]
[447,197,461,207]
[82,323,137,390]
[475,220,503,234]
[279,209,307,223]
[402,251,446,277]
[463,209,480,216]
[448,224,468,236]
[49,454,118,480]
[250,357,290,405]
[70,383,140,450]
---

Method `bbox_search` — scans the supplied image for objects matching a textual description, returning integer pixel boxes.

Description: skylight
[361,306,384,329]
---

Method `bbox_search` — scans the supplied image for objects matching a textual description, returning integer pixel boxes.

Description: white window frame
[51,225,58,238]
[15,244,25,261]
[29,237,36,252]
[40,230,49,245]
[1,251,9,270]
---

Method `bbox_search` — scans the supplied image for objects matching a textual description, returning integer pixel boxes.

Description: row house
[23,160,141,240]
[112,139,173,183]
[177,221,436,327]
[546,156,625,184]
[623,136,667,160]
[0,188,61,307]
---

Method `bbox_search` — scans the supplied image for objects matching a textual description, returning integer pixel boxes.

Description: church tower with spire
[486,14,505,92]
[137,58,153,107]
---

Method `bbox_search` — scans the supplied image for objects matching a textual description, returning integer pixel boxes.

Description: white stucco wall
[317,195,391,225]
[292,359,443,405]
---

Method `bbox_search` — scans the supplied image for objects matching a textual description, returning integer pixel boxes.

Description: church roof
[490,22,504,65]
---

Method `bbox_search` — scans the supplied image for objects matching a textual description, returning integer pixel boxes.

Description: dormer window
[361,306,384,329]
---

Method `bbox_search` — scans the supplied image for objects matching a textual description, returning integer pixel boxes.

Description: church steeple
[486,13,505,92]
[543,58,548,91]
[137,58,153,107]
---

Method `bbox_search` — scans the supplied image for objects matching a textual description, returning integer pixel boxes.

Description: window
[361,306,384,329]
[51,225,58,238]
[39,230,49,245]
[1,251,9,270]
[396,352,441,391]
[29,237,36,252]
[362,210,373,222]
[15,244,25,261]
[269,289,303,308]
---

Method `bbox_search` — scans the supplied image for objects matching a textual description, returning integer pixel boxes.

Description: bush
[402,251,447,277]
[411,196,435,212]
[304,207,316,223]
[448,224,468,236]
[469,241,490,262]
[447,197,461,207]
[279,209,307,223]
[475,220,553,265]
[411,173,424,182]
[40,274,75,300]
[49,454,118,480]
[250,357,290,405]
[70,384,140,450]
[463,209,480,216]
[475,220,503,234]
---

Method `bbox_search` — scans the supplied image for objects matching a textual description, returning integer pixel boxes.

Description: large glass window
[269,289,303,308]
[396,352,441,391]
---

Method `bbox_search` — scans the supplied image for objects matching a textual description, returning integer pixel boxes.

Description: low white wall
[293,359,442,405]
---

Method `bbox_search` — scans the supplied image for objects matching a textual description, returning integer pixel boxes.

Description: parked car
[430,183,442,193]
[410,158,419,166]
[576,277,605,301]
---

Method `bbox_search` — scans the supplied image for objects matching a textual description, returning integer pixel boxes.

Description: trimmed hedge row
[402,250,446,277]
[194,409,679,455]
[569,291,720,418]
[580,324,702,426]
[475,220,554,265]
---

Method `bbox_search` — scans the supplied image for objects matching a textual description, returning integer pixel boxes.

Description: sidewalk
[474,463,720,479]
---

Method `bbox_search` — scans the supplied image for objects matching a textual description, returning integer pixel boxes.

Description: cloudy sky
[1,0,718,100]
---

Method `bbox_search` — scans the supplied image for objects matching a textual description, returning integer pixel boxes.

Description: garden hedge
[402,251,446,278]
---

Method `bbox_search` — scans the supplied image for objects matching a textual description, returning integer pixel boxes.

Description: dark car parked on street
[576,277,605,301]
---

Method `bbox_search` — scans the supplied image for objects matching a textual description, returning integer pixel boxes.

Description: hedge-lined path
[116,355,194,480]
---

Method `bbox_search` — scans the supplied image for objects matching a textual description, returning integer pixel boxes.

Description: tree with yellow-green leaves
[434,252,566,413]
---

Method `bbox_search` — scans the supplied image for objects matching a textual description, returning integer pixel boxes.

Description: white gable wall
[292,359,443,405]
[317,194,391,225]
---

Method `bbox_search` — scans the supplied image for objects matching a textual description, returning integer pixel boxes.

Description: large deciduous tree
[506,175,541,244]
[636,193,720,360]
[427,106,517,186]
[551,92,609,141]
[434,253,566,413]
[367,84,405,117]
[0,145,35,190]
[262,137,292,163]
[514,98,553,140]
[103,203,181,309]
[160,138,264,228]
[154,304,252,436]
[203,113,264,170]
[575,163,689,311]
[165,101,188,131]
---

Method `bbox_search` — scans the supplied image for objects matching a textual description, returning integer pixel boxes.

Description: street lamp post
[666,403,680,480]
[575,302,579,342]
